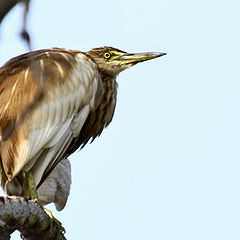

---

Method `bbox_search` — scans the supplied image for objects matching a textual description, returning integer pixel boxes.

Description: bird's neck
[89,74,118,134]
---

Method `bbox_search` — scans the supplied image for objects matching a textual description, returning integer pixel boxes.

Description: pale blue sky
[0,0,240,239]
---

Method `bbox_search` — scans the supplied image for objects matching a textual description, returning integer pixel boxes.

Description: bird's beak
[116,52,166,65]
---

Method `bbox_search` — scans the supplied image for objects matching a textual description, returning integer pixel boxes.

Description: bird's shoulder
[0,48,102,123]
[0,48,96,83]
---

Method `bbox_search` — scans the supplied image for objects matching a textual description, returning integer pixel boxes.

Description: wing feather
[0,49,102,186]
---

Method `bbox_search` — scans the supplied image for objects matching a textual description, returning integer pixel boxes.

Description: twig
[0,0,18,24]
[20,0,32,51]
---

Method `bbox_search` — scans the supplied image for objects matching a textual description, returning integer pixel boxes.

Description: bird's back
[0,48,108,194]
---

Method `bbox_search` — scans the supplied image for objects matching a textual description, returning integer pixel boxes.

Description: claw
[44,208,66,234]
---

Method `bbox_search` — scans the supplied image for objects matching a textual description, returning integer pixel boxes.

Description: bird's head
[86,46,166,77]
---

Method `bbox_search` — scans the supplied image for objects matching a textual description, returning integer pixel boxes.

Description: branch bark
[0,196,66,240]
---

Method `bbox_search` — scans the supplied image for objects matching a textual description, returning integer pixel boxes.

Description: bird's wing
[0,48,102,185]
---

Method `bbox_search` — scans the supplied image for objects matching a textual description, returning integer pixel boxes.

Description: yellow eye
[104,52,111,59]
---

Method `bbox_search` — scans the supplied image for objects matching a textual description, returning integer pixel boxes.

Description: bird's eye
[104,52,111,59]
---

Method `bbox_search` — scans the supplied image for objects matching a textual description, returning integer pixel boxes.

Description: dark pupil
[105,53,110,58]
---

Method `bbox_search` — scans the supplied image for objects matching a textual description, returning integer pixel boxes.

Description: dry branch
[0,0,18,24]
[0,0,32,50]
[0,196,66,240]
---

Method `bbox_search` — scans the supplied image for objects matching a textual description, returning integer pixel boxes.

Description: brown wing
[0,48,102,186]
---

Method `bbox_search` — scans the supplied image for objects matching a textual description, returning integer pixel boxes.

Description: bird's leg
[24,171,38,200]
[24,172,65,235]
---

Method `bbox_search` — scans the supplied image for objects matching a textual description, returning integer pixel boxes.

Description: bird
[0,46,166,210]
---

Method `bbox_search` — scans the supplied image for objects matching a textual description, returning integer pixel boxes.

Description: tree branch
[0,196,66,240]
[0,0,32,50]
[0,0,18,24]
[20,0,31,50]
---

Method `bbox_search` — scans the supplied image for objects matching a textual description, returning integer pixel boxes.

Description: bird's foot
[44,208,66,234]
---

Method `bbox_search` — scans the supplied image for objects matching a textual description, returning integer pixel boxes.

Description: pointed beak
[116,52,166,65]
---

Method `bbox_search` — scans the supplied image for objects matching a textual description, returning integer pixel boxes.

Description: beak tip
[158,52,167,57]
[148,52,167,59]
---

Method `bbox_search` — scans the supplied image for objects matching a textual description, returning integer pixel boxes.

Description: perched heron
[0,46,166,210]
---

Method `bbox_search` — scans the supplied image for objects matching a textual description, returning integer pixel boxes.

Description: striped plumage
[0,47,166,210]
